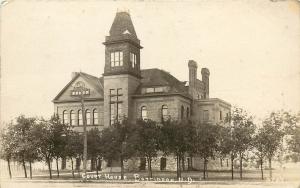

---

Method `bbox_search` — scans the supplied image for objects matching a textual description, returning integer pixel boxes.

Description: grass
[8,168,300,182]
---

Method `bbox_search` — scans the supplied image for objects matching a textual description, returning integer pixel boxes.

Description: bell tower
[103,11,142,127]
[103,11,142,78]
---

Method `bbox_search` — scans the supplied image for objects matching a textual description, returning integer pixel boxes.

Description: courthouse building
[53,11,231,171]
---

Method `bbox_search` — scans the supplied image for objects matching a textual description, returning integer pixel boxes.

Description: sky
[1,0,300,124]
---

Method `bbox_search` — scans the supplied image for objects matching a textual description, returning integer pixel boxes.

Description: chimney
[201,68,210,99]
[188,60,198,97]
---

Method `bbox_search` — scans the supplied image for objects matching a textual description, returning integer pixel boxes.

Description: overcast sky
[1,0,300,124]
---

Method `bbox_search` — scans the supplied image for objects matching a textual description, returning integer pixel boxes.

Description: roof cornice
[131,92,192,101]
[53,98,104,104]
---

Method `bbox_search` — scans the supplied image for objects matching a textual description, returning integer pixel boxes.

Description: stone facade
[52,11,231,172]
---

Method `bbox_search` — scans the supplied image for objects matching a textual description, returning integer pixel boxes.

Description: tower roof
[109,11,137,38]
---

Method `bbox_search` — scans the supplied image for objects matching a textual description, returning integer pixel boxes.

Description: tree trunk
[29,161,32,179]
[22,159,27,178]
[149,158,152,178]
[147,157,152,178]
[90,157,94,171]
[181,156,185,171]
[190,156,193,170]
[47,158,52,179]
[260,158,264,180]
[98,158,102,171]
[226,159,229,167]
[120,156,124,180]
[61,157,66,170]
[96,158,99,177]
[176,155,181,179]
[7,158,12,179]
[176,156,178,179]
[206,159,208,179]
[231,154,234,180]
[220,158,223,167]
[56,158,59,178]
[239,153,243,180]
[269,157,272,180]
[71,158,74,178]
[203,158,206,180]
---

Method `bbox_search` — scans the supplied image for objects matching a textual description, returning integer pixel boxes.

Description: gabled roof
[53,69,190,102]
[53,72,104,101]
[109,12,137,38]
[80,72,104,94]
[139,68,188,93]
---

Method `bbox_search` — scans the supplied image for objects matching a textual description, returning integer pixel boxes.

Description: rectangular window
[115,52,119,66]
[110,88,123,125]
[145,87,165,93]
[130,52,137,68]
[119,52,123,66]
[71,89,90,96]
[203,110,209,122]
[110,53,115,67]
[110,103,115,125]
[110,89,116,102]
[78,111,83,125]
[146,88,155,93]
[154,87,163,92]
[118,103,122,120]
[117,88,122,101]
[110,51,123,67]
[220,111,222,120]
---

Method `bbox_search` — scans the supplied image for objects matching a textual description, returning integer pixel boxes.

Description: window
[63,110,68,124]
[146,88,155,93]
[139,158,146,170]
[70,110,75,126]
[71,89,90,96]
[141,106,147,120]
[118,103,122,120]
[86,110,91,125]
[181,106,184,119]
[110,51,123,67]
[110,88,123,125]
[93,109,98,125]
[187,107,190,118]
[226,113,229,122]
[110,103,115,125]
[78,110,83,126]
[204,110,209,122]
[160,157,166,171]
[145,87,164,93]
[220,111,222,120]
[155,87,163,92]
[162,105,169,121]
[130,52,137,68]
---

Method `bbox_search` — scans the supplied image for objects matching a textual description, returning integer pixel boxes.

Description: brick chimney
[201,68,210,99]
[188,60,198,98]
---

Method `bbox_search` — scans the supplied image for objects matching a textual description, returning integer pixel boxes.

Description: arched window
[141,106,147,120]
[70,110,75,126]
[63,110,68,124]
[181,106,184,119]
[78,110,83,126]
[162,105,168,121]
[86,110,91,125]
[187,107,190,118]
[93,109,98,125]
